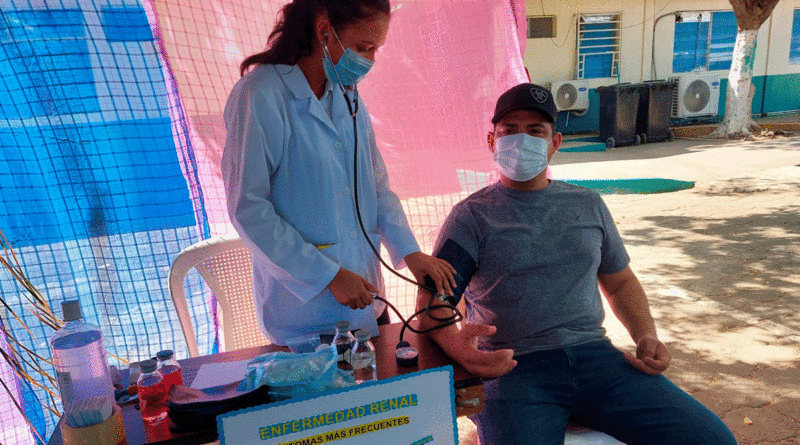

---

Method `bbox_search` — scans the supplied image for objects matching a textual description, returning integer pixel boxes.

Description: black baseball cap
[491,83,558,124]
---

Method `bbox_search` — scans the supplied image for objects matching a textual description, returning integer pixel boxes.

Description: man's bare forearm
[599,266,658,343]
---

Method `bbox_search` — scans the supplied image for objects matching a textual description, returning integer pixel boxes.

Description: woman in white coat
[222,0,455,345]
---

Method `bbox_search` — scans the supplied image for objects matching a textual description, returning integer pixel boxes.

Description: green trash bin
[636,80,678,143]
[597,83,641,148]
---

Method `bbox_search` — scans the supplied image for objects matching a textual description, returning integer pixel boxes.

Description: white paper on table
[190,359,251,389]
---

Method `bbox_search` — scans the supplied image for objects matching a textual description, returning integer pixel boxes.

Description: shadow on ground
[554,135,800,167]
[665,348,800,445]
[625,204,800,333]
[554,138,733,165]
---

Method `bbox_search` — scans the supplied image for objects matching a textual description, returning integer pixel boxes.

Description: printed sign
[218,367,457,445]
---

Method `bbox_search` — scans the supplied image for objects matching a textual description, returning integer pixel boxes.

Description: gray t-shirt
[434,180,630,355]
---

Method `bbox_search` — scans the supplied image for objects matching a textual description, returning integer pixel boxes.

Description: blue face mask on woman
[493,133,550,182]
[321,29,374,87]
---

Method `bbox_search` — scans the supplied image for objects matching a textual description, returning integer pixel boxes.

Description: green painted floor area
[562,178,695,194]
[559,142,607,152]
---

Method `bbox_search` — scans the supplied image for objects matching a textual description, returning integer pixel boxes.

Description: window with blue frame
[673,10,737,73]
[577,13,620,79]
[790,9,800,64]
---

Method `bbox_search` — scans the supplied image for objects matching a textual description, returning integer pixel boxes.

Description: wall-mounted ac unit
[550,80,591,112]
[669,73,721,118]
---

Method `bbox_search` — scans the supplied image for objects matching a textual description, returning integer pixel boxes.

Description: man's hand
[624,335,671,375]
[404,251,457,296]
[328,268,379,309]
[600,267,669,375]
[435,323,517,378]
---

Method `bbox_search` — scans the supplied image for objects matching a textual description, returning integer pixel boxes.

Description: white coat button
[342,188,350,196]
[335,142,343,149]
[349,231,358,239]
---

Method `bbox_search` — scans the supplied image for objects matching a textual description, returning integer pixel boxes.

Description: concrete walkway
[459,118,800,444]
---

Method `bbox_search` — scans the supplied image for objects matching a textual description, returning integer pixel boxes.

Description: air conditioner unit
[669,73,721,118]
[550,80,591,112]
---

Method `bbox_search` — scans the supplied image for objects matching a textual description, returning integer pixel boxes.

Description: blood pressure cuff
[423,239,477,306]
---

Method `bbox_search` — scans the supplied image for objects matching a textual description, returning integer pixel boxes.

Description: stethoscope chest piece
[395,340,419,367]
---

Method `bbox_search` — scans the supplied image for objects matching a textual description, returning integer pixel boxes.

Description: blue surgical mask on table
[321,29,374,87]
[493,133,550,182]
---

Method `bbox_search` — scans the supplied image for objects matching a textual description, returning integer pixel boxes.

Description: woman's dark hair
[240,0,390,76]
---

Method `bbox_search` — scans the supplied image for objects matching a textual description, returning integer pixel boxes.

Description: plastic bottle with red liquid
[137,359,168,422]
[156,349,183,391]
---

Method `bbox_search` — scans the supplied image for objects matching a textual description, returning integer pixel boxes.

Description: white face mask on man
[493,133,550,182]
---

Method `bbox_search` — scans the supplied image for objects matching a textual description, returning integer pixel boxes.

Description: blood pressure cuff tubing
[423,239,477,306]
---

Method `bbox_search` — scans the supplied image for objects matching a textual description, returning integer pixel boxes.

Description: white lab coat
[222,64,419,344]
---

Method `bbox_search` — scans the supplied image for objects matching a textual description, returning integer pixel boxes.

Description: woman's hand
[404,251,457,296]
[328,268,380,309]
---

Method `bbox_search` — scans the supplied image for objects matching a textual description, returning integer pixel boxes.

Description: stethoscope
[321,38,463,366]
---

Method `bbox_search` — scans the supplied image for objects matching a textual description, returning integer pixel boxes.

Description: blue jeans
[470,338,737,445]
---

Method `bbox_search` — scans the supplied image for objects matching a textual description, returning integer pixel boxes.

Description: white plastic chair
[168,234,269,357]
[565,423,624,444]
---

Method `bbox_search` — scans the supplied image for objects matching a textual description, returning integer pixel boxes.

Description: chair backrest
[168,234,269,357]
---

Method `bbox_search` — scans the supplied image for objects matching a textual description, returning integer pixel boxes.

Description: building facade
[522,0,800,133]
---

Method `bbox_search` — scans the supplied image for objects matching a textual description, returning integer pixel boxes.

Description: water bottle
[156,349,183,391]
[351,330,377,384]
[50,300,115,412]
[137,359,168,422]
[332,321,355,372]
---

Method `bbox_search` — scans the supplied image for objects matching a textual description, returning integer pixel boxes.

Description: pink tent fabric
[155,0,526,228]
[0,330,35,445]
[361,0,528,198]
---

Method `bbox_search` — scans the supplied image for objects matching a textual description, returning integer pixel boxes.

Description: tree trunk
[711,0,781,138]
[710,29,760,137]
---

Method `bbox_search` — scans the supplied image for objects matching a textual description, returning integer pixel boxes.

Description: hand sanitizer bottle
[50,300,115,416]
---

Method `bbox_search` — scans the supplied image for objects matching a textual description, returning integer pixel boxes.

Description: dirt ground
[458,121,800,444]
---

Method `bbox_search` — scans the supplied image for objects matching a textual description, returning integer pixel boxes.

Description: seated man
[417,83,737,445]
